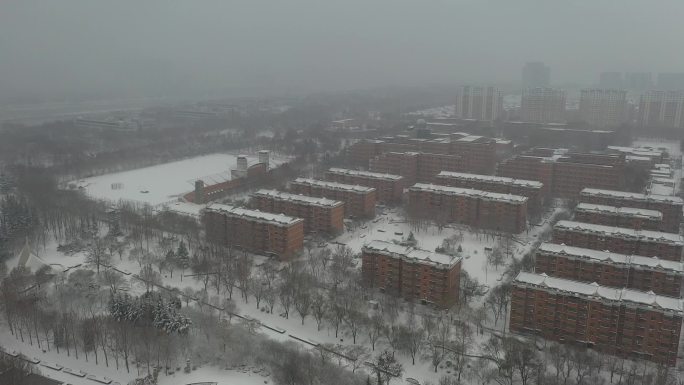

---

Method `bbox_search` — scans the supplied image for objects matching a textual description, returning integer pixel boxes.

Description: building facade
[326,168,404,204]
[455,86,503,122]
[638,91,684,129]
[369,152,466,185]
[579,188,683,232]
[289,178,376,218]
[574,202,663,231]
[497,150,625,199]
[578,89,628,128]
[202,204,304,259]
[435,171,544,216]
[552,153,626,198]
[552,220,684,261]
[408,183,528,233]
[497,153,556,198]
[250,189,344,235]
[361,240,462,308]
[535,243,683,297]
[520,87,566,123]
[510,272,682,366]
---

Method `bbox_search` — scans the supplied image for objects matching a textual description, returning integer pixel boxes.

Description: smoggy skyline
[2,0,683,102]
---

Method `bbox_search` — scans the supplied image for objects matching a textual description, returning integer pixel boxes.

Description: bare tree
[86,237,111,275]
[310,293,327,331]
[367,312,385,351]
[399,321,424,365]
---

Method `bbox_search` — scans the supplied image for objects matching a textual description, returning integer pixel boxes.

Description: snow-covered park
[70,152,290,207]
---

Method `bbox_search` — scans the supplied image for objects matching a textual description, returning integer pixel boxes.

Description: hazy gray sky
[1,0,683,101]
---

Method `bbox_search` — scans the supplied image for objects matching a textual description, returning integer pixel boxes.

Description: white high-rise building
[520,87,567,123]
[639,91,684,129]
[578,89,628,128]
[455,86,502,122]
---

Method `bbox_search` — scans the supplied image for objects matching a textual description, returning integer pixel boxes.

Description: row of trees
[0,262,373,385]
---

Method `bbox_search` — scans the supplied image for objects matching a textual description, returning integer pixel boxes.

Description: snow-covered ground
[0,331,136,385]
[1,203,563,385]
[70,152,290,207]
[158,366,271,385]
[335,208,501,287]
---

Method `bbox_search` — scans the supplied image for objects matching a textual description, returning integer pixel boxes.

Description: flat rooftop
[410,183,528,204]
[292,178,375,193]
[515,271,683,313]
[538,242,683,273]
[204,203,303,226]
[253,189,343,208]
[436,171,543,189]
[554,220,684,245]
[363,240,461,268]
[328,168,403,181]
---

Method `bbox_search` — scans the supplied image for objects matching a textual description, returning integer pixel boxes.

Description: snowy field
[71,152,290,207]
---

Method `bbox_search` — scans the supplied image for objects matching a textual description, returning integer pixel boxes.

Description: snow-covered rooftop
[436,171,543,189]
[454,135,484,143]
[514,272,683,313]
[580,188,683,205]
[575,203,663,220]
[327,168,403,181]
[292,178,375,193]
[362,240,461,268]
[625,155,653,162]
[410,183,528,204]
[253,189,343,208]
[204,203,303,226]
[538,243,683,273]
[651,177,676,185]
[607,146,664,158]
[554,220,684,245]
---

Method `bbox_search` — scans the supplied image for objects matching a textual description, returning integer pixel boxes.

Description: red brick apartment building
[347,133,497,175]
[535,242,683,296]
[289,178,376,218]
[202,204,304,260]
[326,168,404,204]
[369,152,464,185]
[552,220,684,261]
[497,153,556,197]
[553,153,625,198]
[510,272,683,366]
[250,189,344,235]
[449,134,497,174]
[435,171,544,216]
[497,149,626,199]
[368,152,419,185]
[579,188,683,233]
[408,183,528,233]
[361,240,462,308]
[574,202,663,231]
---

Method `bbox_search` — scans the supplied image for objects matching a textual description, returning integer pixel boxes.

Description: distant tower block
[194,180,205,204]
[237,155,248,171]
[258,150,270,169]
